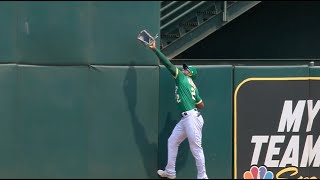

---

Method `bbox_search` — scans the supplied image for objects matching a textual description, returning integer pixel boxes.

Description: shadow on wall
[123,62,158,178]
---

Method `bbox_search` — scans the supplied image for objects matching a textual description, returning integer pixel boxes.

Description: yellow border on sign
[233,77,320,179]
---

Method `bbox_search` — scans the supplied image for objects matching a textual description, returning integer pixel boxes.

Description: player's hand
[149,41,156,49]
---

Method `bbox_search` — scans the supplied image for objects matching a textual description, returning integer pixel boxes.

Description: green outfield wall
[0,1,320,179]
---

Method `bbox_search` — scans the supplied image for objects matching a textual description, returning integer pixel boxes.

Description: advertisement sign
[234,78,320,179]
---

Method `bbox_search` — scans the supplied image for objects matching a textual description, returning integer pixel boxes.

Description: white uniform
[164,109,208,179]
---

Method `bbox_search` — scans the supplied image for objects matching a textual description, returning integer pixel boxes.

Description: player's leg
[183,114,208,179]
[158,120,187,178]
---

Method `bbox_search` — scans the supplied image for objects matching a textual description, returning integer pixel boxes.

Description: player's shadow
[123,63,158,179]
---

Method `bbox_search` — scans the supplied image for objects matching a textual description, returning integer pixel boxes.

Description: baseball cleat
[157,170,176,179]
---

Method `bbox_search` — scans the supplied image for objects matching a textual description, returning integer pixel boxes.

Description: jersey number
[191,87,196,100]
[188,78,196,100]
[175,79,196,103]
[175,86,181,103]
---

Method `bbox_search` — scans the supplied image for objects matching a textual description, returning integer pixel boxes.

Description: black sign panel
[234,78,320,179]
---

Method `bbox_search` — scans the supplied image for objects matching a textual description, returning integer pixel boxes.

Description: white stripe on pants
[165,109,208,179]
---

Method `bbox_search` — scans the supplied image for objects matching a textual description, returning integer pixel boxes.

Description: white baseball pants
[164,109,208,179]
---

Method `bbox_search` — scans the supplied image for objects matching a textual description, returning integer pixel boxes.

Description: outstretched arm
[149,41,177,76]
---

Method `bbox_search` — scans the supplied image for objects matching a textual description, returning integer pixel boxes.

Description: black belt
[181,108,199,117]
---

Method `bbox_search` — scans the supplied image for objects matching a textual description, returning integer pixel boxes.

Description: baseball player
[148,41,208,179]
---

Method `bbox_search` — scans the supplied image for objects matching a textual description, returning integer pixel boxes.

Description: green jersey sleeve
[195,88,202,105]
[174,68,185,82]
[152,48,176,76]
